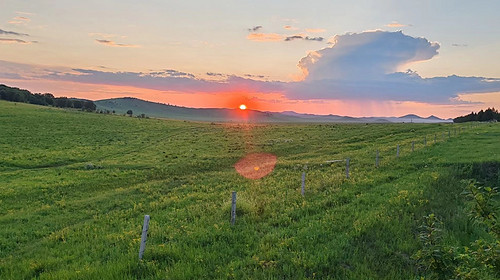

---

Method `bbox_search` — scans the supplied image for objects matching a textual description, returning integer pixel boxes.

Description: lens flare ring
[234,153,277,179]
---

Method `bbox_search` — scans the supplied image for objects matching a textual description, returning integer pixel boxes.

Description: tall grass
[0,100,498,279]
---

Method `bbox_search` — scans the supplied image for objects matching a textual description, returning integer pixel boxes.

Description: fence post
[301,172,305,196]
[231,191,237,225]
[376,150,379,167]
[424,136,427,146]
[345,158,350,179]
[139,215,150,260]
[412,141,415,152]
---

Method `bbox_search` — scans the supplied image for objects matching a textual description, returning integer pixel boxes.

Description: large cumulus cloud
[287,31,500,102]
[298,31,439,81]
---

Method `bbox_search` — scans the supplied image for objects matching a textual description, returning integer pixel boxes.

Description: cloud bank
[2,31,500,105]
[305,28,326,33]
[246,33,283,42]
[0,28,29,36]
[385,21,409,28]
[246,26,325,43]
[95,39,138,48]
[284,35,324,42]
[248,26,263,32]
[9,16,30,25]
[0,38,36,44]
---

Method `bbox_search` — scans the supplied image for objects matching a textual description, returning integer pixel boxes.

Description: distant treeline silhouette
[454,108,499,123]
[0,84,96,111]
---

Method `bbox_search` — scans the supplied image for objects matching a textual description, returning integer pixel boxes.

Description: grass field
[0,100,498,279]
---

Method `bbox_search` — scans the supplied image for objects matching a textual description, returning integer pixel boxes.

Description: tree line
[454,108,499,123]
[0,84,96,111]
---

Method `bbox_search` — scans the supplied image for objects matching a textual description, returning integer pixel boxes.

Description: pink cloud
[283,25,299,31]
[95,39,139,48]
[9,16,30,25]
[305,28,326,33]
[246,33,284,42]
[385,21,408,28]
[0,38,36,44]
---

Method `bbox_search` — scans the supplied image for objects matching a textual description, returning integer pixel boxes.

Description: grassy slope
[0,100,498,279]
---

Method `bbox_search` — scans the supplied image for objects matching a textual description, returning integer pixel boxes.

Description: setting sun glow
[239,104,247,110]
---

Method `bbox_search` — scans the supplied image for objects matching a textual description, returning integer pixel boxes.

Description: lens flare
[239,104,247,110]
[234,153,277,179]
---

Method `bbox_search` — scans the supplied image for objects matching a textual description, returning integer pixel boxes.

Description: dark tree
[54,97,70,108]
[127,110,133,116]
[82,101,96,111]
[0,84,97,112]
[43,93,55,105]
[454,108,499,123]
[72,100,83,109]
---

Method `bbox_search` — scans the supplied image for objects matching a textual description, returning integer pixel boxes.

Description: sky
[1,0,500,118]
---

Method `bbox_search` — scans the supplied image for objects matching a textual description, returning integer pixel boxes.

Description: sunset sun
[239,104,247,110]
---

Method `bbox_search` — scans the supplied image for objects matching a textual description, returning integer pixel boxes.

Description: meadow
[0,100,498,279]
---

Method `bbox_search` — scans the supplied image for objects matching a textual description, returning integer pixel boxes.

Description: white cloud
[299,31,439,81]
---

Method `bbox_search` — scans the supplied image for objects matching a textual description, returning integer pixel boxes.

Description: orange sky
[4,78,499,119]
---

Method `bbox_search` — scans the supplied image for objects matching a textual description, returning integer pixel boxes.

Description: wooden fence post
[231,191,237,225]
[412,141,415,152]
[345,158,350,179]
[301,172,305,196]
[139,215,150,260]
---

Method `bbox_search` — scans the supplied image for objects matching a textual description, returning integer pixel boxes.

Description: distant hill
[400,114,421,119]
[426,115,442,120]
[95,97,451,123]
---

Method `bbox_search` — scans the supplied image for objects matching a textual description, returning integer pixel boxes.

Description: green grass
[0,100,498,279]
